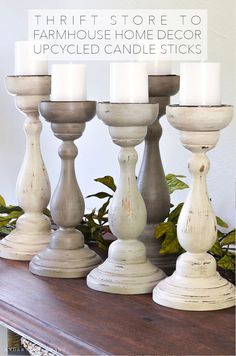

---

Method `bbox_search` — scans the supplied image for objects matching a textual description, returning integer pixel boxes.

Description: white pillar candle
[15,41,48,75]
[50,64,87,101]
[180,62,221,106]
[110,62,148,103]
[147,61,172,75]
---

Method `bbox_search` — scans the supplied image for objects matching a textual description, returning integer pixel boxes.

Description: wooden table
[0,259,234,355]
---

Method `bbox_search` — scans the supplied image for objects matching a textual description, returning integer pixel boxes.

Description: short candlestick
[138,75,179,273]
[0,76,51,260]
[87,102,166,294]
[29,101,101,278]
[153,105,235,310]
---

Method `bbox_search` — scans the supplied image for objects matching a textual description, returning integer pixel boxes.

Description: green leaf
[158,222,182,254]
[160,237,182,254]
[154,221,182,254]
[216,216,228,228]
[86,192,112,199]
[0,210,23,227]
[168,203,184,224]
[77,222,95,241]
[84,210,100,228]
[97,198,111,224]
[217,254,235,271]
[96,234,111,251]
[101,216,109,224]
[43,208,51,218]
[95,176,116,192]
[0,225,14,237]
[221,229,236,246]
[90,225,98,236]
[209,240,223,257]
[0,195,6,207]
[217,230,225,240]
[166,174,189,194]
[154,221,173,240]
[0,218,13,227]
[0,206,22,214]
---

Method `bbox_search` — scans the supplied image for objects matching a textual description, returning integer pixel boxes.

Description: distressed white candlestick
[0,76,51,260]
[87,102,166,294]
[153,105,236,310]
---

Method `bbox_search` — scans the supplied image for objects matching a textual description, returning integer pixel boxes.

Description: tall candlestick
[110,62,148,103]
[15,41,48,75]
[30,101,101,278]
[87,102,166,294]
[153,105,235,310]
[50,64,87,101]
[0,76,51,260]
[147,61,172,75]
[179,62,221,106]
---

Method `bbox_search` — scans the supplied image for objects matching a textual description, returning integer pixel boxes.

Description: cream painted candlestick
[153,105,235,310]
[87,102,166,294]
[138,75,180,273]
[0,76,51,260]
[30,101,101,278]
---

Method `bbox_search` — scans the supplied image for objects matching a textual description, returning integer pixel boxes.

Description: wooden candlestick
[0,76,51,260]
[29,101,101,278]
[87,102,166,294]
[138,75,180,273]
[153,105,235,310]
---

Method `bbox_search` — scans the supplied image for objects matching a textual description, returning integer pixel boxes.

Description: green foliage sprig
[0,174,235,273]
[76,176,116,251]
[0,195,23,236]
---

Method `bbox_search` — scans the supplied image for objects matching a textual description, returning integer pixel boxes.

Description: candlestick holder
[29,101,101,278]
[138,75,180,273]
[87,102,166,294]
[0,76,51,260]
[153,105,235,310]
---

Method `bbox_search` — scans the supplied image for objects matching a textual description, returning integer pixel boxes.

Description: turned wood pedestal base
[30,230,101,278]
[153,252,235,310]
[0,217,50,261]
[87,240,163,294]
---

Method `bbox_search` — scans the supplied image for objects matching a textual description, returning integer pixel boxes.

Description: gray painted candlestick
[138,75,180,273]
[29,101,101,278]
[0,76,51,261]
[153,105,236,311]
[87,102,166,294]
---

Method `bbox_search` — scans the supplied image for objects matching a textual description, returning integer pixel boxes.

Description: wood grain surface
[0,258,234,355]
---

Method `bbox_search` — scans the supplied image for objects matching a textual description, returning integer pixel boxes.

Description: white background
[0,0,235,229]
